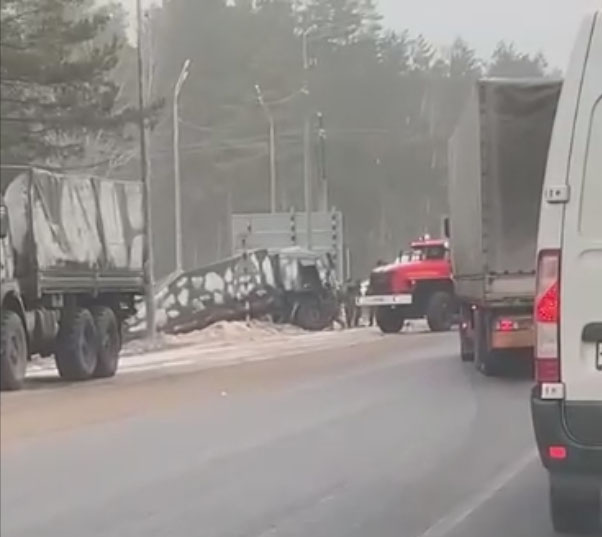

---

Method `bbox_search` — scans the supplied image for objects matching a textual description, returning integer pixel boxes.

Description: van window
[579,98,602,239]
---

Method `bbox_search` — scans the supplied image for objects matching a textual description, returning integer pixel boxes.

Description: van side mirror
[0,203,8,239]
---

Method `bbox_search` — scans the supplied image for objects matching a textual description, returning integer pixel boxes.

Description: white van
[531,10,602,535]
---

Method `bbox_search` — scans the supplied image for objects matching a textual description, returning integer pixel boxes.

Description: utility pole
[316,111,327,212]
[302,26,316,250]
[254,84,277,213]
[173,58,191,273]
[268,118,276,213]
[303,116,312,249]
[136,0,155,339]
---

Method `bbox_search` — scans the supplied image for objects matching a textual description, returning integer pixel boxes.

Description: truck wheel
[460,331,474,362]
[295,297,329,331]
[474,310,498,376]
[478,354,499,376]
[91,306,120,378]
[376,308,405,334]
[0,310,28,391]
[459,305,474,362]
[55,307,98,381]
[550,480,601,534]
[476,343,499,375]
[426,291,454,332]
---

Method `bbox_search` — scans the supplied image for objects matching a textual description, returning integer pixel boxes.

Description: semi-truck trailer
[448,79,562,375]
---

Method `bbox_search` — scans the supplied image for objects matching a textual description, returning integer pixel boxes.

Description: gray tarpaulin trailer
[448,78,561,375]
[0,167,145,390]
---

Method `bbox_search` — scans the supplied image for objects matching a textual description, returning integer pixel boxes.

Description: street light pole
[302,26,316,250]
[268,119,276,213]
[254,84,277,213]
[173,58,190,274]
[136,0,155,339]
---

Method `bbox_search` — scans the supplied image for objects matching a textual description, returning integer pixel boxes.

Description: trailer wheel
[474,309,499,376]
[91,306,121,378]
[376,308,405,334]
[0,310,28,391]
[426,291,454,332]
[459,305,474,362]
[460,331,474,362]
[55,307,98,381]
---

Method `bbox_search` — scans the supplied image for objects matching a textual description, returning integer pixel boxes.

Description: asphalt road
[1,331,563,537]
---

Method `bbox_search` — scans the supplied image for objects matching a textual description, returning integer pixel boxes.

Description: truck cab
[357,237,455,333]
[397,239,449,264]
[0,192,28,389]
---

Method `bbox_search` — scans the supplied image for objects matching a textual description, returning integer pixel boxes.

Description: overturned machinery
[126,247,340,338]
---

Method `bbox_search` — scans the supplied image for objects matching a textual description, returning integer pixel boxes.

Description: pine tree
[0,0,160,166]
[410,35,435,73]
[302,0,382,46]
[449,38,482,79]
[378,30,411,75]
[488,41,548,78]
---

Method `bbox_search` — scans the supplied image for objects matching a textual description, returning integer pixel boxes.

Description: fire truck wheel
[376,308,405,333]
[426,291,454,332]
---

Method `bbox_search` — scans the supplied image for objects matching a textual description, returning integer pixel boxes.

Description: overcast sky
[122,0,599,69]
[376,0,600,69]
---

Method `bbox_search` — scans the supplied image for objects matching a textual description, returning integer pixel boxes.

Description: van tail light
[534,250,560,382]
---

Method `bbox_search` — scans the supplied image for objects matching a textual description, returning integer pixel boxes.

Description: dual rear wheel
[1,305,121,390]
[55,306,121,382]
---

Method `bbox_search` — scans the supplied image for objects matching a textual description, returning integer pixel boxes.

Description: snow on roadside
[25,321,434,379]
[28,319,429,375]
[122,318,428,358]
[121,320,306,357]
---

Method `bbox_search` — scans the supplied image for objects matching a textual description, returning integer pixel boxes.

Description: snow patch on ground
[122,318,426,357]
[121,320,306,357]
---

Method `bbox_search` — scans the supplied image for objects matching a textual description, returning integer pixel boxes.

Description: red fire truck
[357,237,455,333]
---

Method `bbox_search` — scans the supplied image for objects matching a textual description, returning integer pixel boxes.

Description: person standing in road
[343,278,361,328]
[368,260,386,327]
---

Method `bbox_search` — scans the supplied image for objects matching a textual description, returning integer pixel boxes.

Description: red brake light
[534,250,560,383]
[535,282,559,323]
[496,318,517,332]
[548,445,567,460]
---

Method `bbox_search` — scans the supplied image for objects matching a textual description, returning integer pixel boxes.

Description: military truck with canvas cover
[448,79,561,375]
[0,167,145,390]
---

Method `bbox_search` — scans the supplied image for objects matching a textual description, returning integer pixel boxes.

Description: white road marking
[415,450,538,537]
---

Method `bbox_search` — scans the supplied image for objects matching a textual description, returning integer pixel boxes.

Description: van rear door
[559,12,602,444]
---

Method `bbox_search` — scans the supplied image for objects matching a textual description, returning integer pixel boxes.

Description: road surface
[1,330,560,537]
